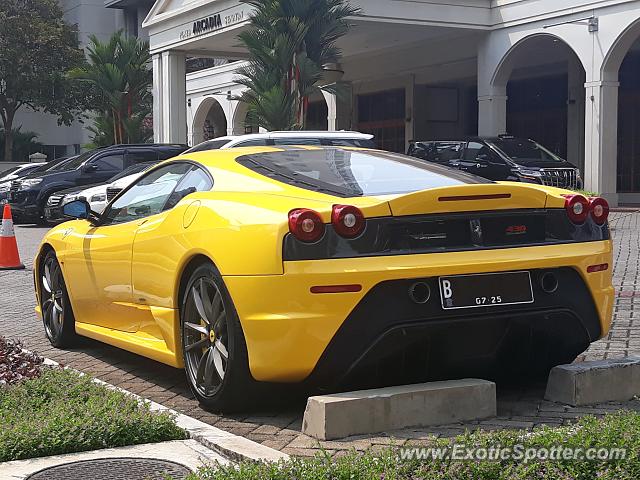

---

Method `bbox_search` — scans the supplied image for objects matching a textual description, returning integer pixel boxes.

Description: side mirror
[62,199,99,224]
[81,164,98,174]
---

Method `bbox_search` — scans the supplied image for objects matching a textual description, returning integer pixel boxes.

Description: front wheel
[181,263,254,411]
[40,250,77,347]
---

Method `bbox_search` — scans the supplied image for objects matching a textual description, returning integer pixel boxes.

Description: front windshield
[0,166,19,178]
[489,138,564,163]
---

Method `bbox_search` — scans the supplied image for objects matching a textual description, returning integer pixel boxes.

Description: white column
[322,90,338,131]
[478,87,508,136]
[321,82,353,132]
[152,54,163,143]
[158,51,187,144]
[584,80,619,205]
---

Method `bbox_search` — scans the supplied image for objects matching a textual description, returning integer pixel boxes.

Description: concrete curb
[35,352,289,464]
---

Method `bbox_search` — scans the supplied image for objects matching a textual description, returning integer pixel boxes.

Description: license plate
[439,271,534,310]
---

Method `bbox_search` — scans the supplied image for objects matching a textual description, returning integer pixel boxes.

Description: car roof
[110,143,188,149]
[410,135,525,144]
[236,131,372,140]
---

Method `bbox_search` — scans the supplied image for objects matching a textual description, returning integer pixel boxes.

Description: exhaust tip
[409,282,431,304]
[541,272,559,294]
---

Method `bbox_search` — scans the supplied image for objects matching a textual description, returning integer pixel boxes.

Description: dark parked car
[8,144,186,224]
[407,136,583,189]
[0,156,78,204]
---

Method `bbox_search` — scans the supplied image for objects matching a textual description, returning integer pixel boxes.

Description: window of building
[357,89,406,153]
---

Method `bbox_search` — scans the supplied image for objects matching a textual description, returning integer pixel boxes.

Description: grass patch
[0,368,187,461]
[191,410,640,480]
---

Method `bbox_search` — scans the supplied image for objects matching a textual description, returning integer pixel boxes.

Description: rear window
[236,148,489,197]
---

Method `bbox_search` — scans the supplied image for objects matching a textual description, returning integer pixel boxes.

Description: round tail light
[288,208,325,242]
[589,197,610,225]
[564,194,589,224]
[331,205,365,238]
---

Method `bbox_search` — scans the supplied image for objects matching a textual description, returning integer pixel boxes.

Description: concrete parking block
[302,379,496,440]
[545,357,640,406]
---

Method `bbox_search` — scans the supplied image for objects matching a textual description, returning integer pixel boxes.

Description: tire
[40,250,77,348]
[180,262,254,412]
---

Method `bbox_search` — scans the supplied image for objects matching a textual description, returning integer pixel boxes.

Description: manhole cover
[27,457,192,480]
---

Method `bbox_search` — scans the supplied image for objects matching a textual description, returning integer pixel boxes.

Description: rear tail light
[589,197,610,225]
[288,208,324,243]
[331,205,365,238]
[563,194,589,224]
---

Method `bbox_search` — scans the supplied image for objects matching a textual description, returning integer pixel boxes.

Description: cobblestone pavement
[1,215,639,457]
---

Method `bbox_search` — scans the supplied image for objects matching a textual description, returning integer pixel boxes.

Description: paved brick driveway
[1,215,639,456]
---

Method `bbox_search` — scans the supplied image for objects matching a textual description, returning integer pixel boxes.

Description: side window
[127,150,159,164]
[164,166,213,210]
[435,143,464,162]
[463,142,503,164]
[234,139,269,147]
[272,138,322,146]
[93,154,125,171]
[101,163,192,225]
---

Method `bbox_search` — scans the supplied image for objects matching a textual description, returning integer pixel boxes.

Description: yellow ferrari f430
[34,146,614,410]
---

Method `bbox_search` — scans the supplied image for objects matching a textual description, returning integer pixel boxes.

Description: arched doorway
[603,19,640,198]
[231,101,259,135]
[492,34,586,171]
[192,97,228,146]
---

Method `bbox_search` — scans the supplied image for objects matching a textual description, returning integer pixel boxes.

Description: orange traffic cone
[0,204,25,270]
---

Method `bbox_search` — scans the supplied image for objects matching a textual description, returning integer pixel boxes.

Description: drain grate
[27,457,192,480]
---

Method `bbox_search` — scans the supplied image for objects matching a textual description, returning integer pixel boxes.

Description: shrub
[0,368,187,461]
[0,337,43,386]
[191,410,640,480]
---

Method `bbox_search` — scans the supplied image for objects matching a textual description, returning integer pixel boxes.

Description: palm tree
[236,0,360,130]
[70,31,152,145]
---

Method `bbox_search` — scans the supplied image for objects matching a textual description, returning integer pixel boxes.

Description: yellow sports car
[34,146,614,410]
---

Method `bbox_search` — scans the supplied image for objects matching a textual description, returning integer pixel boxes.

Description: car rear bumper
[8,190,41,220]
[224,241,614,384]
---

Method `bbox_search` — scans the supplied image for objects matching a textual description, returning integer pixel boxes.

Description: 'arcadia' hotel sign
[193,14,223,35]
[179,10,245,40]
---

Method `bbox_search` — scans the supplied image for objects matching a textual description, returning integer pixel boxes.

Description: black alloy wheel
[181,263,253,411]
[40,251,76,347]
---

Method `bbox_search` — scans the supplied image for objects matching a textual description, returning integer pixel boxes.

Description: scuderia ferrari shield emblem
[470,219,483,245]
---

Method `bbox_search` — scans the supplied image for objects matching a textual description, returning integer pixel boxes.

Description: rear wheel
[40,251,76,347]
[181,263,253,411]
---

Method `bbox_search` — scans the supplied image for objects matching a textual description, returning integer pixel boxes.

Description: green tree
[70,31,152,146]
[0,0,86,161]
[0,127,44,162]
[236,0,360,130]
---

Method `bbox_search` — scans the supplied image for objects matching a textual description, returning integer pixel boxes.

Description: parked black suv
[8,144,187,224]
[407,136,583,189]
